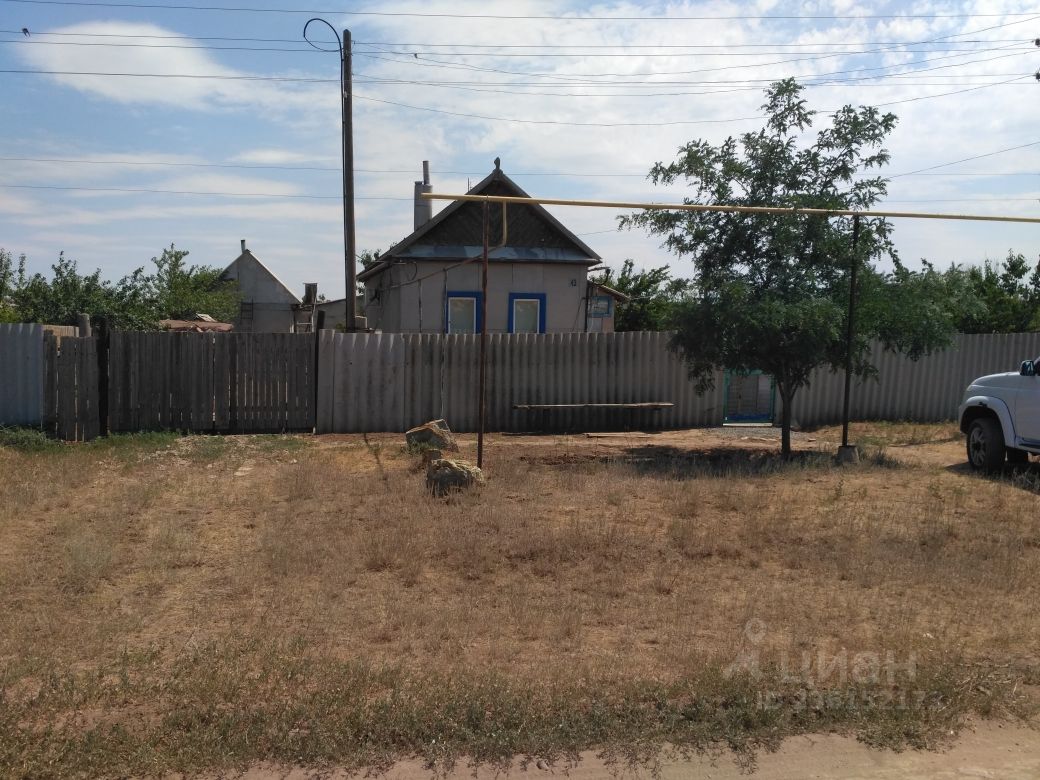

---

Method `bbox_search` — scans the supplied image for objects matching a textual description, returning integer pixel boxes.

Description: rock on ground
[426,458,485,496]
[405,419,459,452]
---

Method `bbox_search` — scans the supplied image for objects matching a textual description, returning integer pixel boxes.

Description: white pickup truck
[959,358,1040,470]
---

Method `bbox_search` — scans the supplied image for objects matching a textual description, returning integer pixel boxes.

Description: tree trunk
[778,382,793,457]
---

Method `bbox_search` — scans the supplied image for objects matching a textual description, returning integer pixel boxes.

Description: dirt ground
[2,421,1039,777]
[219,721,1040,779]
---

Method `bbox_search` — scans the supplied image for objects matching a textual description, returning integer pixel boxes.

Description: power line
[352,93,767,127]
[890,140,1040,177]
[0,68,336,82]
[355,39,1031,84]
[0,38,327,53]
[0,155,657,175]
[2,155,1038,179]
[360,44,1034,59]
[0,183,409,198]
[1,28,1027,49]
[354,39,1032,49]
[4,0,1038,20]
[4,37,1032,58]
[1,68,1028,125]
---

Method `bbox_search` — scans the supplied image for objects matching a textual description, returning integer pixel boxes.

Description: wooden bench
[512,402,674,432]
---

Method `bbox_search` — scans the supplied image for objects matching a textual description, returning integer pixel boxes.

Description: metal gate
[724,370,775,423]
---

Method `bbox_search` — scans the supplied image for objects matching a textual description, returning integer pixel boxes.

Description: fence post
[77,313,91,338]
[313,310,325,434]
[96,317,110,436]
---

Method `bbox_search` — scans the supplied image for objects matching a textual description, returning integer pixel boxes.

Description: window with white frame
[508,292,546,334]
[446,291,481,334]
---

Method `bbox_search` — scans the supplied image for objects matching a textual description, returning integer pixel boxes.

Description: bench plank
[513,402,674,410]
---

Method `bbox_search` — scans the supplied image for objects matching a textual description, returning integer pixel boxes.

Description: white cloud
[16,21,338,120]
[5,0,1039,293]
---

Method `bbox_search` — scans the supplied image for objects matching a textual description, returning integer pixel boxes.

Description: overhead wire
[3,0,1038,20]
[0,28,1029,49]
[0,183,410,198]
[1,155,1038,179]
[3,36,1032,58]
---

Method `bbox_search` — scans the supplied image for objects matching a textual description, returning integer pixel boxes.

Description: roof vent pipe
[240,239,247,253]
[414,160,433,230]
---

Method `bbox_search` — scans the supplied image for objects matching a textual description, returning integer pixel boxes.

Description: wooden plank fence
[42,333,99,441]
[108,331,315,434]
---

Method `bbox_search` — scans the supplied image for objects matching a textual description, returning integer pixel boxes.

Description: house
[314,293,366,331]
[359,161,624,334]
[219,241,303,332]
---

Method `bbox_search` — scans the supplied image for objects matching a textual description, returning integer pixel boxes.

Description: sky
[1,0,1039,301]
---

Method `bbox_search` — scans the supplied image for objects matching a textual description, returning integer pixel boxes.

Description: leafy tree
[143,245,239,324]
[590,259,692,331]
[939,250,1040,333]
[359,248,383,268]
[0,249,26,323]
[0,244,239,330]
[622,79,955,455]
[13,252,119,327]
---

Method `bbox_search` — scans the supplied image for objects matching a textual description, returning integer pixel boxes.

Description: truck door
[1016,361,1040,443]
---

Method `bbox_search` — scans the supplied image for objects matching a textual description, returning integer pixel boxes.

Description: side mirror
[1022,360,1036,377]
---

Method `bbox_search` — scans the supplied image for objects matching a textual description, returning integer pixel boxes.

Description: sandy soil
[212,722,1040,779]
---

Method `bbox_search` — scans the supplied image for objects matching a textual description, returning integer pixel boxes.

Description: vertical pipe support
[477,201,490,468]
[841,214,861,449]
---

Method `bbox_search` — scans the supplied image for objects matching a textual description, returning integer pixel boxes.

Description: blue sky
[1,0,1038,302]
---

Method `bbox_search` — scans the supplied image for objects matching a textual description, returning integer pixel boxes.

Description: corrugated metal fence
[5,325,1040,437]
[317,330,725,433]
[0,323,44,426]
[788,333,1040,427]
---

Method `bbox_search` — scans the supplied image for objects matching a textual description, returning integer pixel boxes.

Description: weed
[0,426,58,452]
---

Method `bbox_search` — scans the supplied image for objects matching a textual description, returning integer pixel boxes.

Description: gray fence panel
[788,333,1040,428]
[0,323,44,426]
[316,330,726,433]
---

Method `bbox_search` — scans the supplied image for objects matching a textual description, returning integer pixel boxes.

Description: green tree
[622,79,955,455]
[0,249,26,323]
[0,245,239,330]
[144,244,239,324]
[940,250,1040,333]
[13,252,118,327]
[590,259,692,331]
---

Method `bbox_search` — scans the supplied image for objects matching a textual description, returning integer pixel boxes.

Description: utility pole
[341,28,357,332]
[304,19,356,332]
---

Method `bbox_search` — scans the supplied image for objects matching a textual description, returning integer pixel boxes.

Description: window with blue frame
[508,292,547,334]
[445,291,482,334]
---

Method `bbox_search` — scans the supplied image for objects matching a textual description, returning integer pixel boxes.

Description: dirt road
[226,722,1039,779]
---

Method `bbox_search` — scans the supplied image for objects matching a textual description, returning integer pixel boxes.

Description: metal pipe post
[841,214,861,448]
[477,201,489,468]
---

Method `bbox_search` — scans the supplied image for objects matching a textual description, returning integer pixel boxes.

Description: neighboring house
[219,241,301,333]
[314,294,366,331]
[359,161,619,334]
[586,281,629,333]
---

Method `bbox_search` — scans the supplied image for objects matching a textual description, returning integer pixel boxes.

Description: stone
[405,418,459,452]
[836,444,860,465]
[426,458,485,496]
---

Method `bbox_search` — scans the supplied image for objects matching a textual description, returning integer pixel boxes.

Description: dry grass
[0,426,1037,776]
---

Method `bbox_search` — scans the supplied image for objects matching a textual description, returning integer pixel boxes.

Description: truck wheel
[967,418,1005,472]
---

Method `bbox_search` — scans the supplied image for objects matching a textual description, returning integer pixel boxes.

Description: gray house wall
[365,260,590,333]
[220,249,300,333]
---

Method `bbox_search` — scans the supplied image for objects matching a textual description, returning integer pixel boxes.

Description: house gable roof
[359,165,601,283]
[220,249,301,304]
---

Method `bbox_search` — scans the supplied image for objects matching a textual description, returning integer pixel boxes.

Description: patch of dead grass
[1,427,1039,776]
